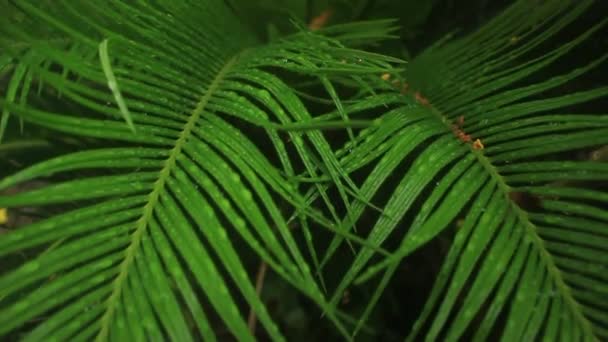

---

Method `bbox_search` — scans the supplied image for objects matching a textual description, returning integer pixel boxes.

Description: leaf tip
[98,38,136,133]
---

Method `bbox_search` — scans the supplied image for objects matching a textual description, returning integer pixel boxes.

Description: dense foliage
[1,0,607,340]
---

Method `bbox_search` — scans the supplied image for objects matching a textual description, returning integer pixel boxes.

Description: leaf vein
[95,56,237,341]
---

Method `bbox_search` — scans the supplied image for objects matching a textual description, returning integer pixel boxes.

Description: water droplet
[143,318,155,329]
[241,190,253,201]
[23,261,40,272]
[257,90,271,100]
[218,229,228,240]
[218,198,231,210]
[13,301,29,312]
[220,285,229,295]
[97,259,114,269]
[92,275,106,284]
[201,178,213,188]
[234,218,246,229]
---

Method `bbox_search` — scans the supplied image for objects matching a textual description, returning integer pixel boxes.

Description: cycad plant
[1,0,607,341]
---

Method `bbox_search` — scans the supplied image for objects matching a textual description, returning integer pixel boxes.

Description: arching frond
[321,0,608,340]
[0,1,401,340]
[1,0,606,341]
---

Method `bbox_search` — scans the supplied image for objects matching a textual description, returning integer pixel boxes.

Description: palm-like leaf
[0,1,401,340]
[321,0,608,340]
[1,0,607,341]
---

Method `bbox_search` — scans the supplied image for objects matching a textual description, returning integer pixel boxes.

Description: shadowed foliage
[1,0,607,340]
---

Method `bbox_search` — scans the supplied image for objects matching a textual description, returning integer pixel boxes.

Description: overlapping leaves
[317,0,608,340]
[0,1,401,340]
[0,0,607,341]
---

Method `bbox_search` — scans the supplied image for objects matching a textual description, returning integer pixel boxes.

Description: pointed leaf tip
[98,38,136,133]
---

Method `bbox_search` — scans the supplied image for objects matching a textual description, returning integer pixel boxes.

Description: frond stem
[471,139,596,338]
[95,56,237,341]
[416,92,597,337]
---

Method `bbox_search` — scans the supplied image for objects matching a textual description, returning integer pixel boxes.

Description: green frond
[317,0,608,340]
[0,0,401,340]
[1,0,607,340]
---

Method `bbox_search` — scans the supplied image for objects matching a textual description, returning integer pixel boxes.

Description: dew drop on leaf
[257,90,271,101]
[22,261,40,272]
[218,198,231,210]
[170,267,183,278]
[92,275,106,284]
[219,285,229,295]
[229,173,240,183]
[201,178,213,188]
[97,259,114,269]
[143,317,155,329]
[241,189,253,201]
[234,217,246,229]
[218,229,228,240]
[13,301,29,312]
